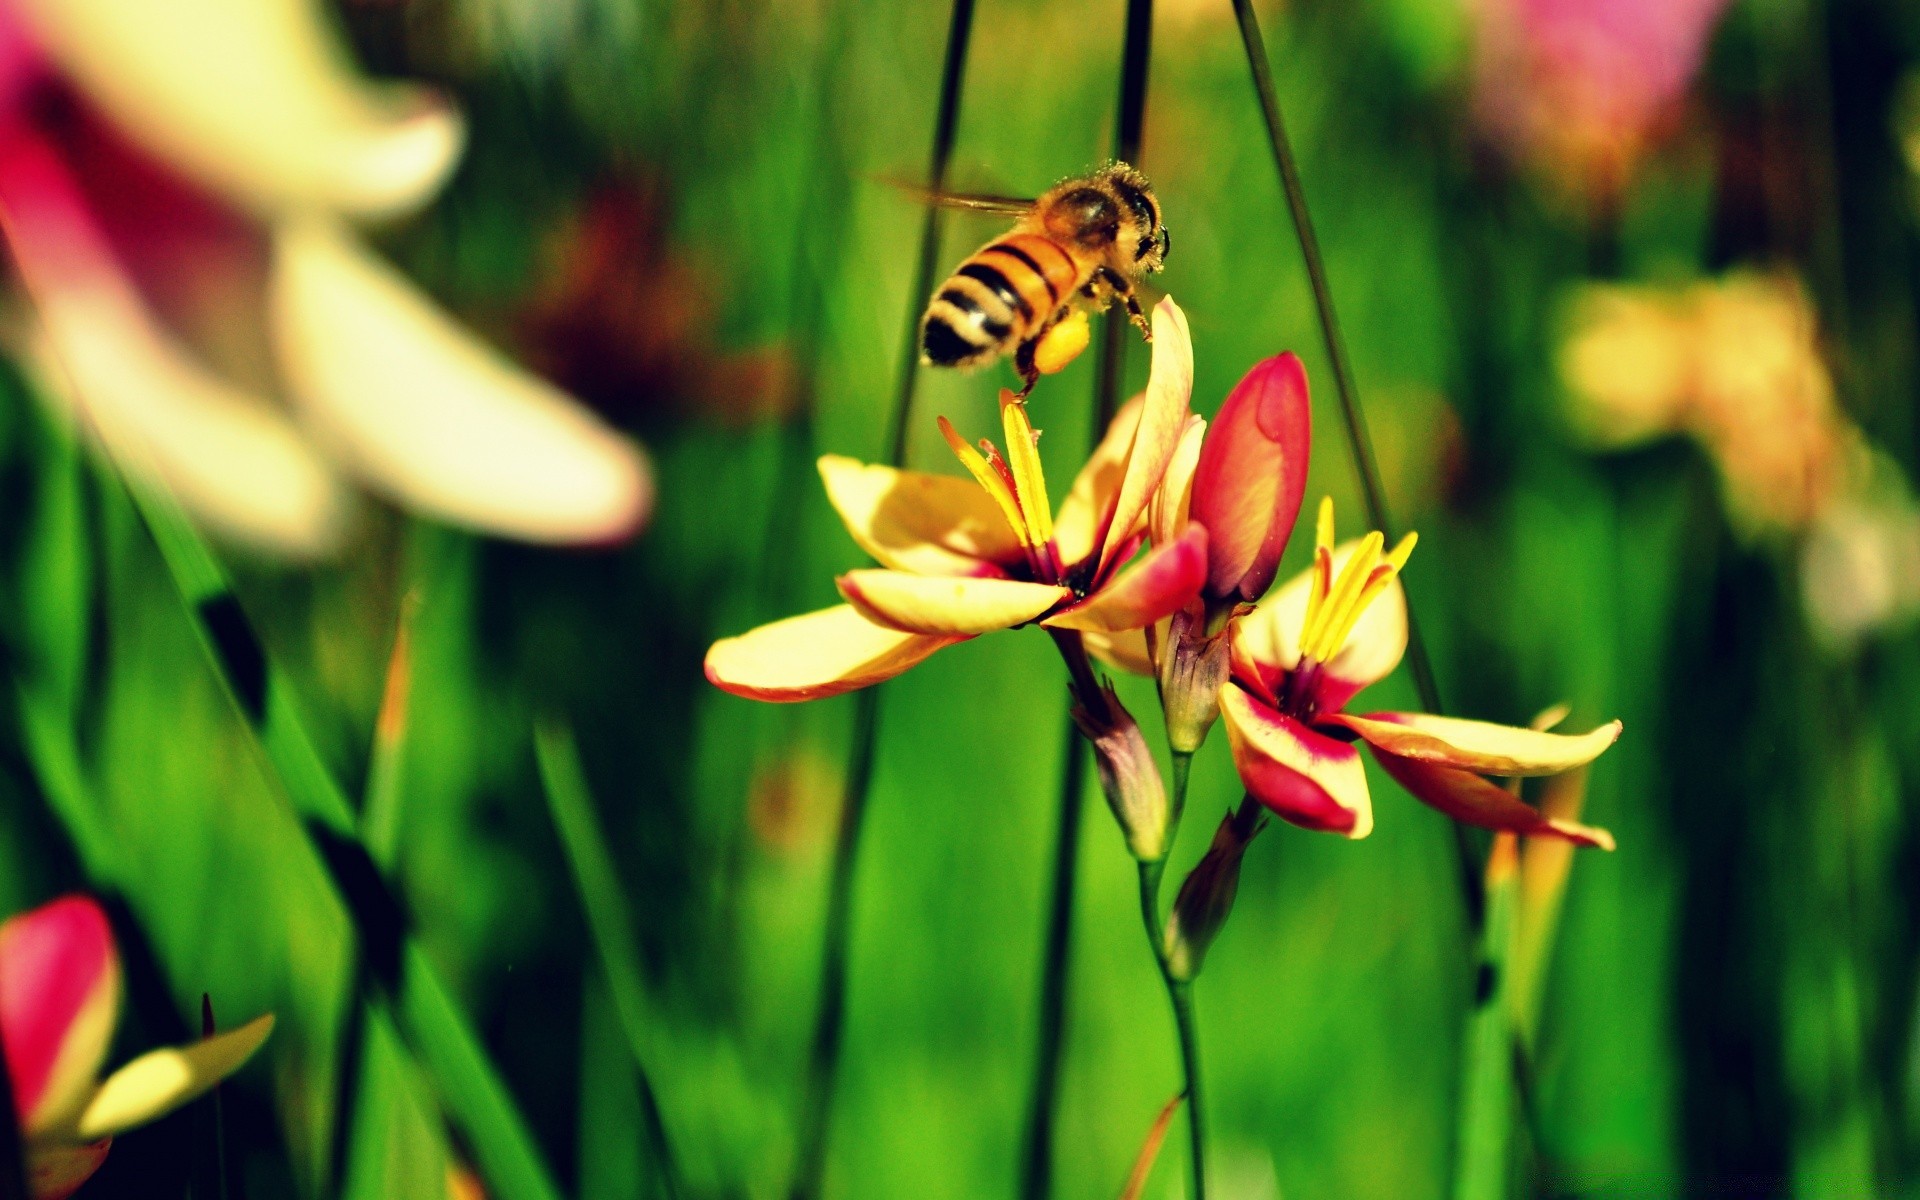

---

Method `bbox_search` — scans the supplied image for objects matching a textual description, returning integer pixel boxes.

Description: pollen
[1295,498,1417,666]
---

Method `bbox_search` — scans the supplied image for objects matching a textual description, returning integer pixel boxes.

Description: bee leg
[1093,266,1152,341]
[1013,337,1040,400]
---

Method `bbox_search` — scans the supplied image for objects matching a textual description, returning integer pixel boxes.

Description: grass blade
[1117,1093,1183,1200]
[1452,837,1519,1200]
[118,474,564,1200]
[535,718,684,1200]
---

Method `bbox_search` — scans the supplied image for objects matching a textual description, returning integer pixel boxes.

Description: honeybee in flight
[916,163,1169,398]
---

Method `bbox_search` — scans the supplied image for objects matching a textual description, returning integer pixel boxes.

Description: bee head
[1098,163,1165,275]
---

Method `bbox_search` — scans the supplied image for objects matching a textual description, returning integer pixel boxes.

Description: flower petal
[816,455,1023,575]
[27,1138,111,1200]
[16,0,463,217]
[0,129,351,558]
[705,605,963,702]
[837,570,1069,636]
[1095,297,1194,574]
[1368,749,1615,849]
[1232,538,1407,712]
[0,897,120,1138]
[1331,712,1623,777]
[1053,395,1142,569]
[1149,414,1206,549]
[1043,523,1207,633]
[1084,625,1156,677]
[270,217,652,544]
[1220,685,1373,838]
[75,1014,274,1140]
[1188,352,1312,602]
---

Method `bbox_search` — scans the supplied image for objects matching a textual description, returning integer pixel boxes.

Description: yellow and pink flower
[1,895,273,1199]
[706,298,1206,701]
[1219,498,1619,845]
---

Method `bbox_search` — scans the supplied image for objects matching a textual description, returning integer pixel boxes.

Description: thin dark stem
[0,1021,30,1200]
[1115,0,1153,163]
[1225,1,1439,705]
[1227,0,1480,929]
[1017,4,1154,1180]
[1018,709,1088,1200]
[790,8,979,1196]
[883,0,979,467]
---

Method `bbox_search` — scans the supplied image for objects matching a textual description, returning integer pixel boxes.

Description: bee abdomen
[922,234,1082,368]
[922,283,1014,366]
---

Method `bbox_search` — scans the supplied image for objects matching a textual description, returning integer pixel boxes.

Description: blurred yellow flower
[0,0,652,557]
[1559,270,1848,535]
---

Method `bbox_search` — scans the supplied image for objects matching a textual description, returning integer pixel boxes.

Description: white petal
[270,218,652,544]
[16,0,462,217]
[0,137,350,556]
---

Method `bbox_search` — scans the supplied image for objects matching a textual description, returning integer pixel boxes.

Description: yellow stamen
[1293,499,1422,668]
[939,416,1032,549]
[1304,530,1381,662]
[1385,531,1417,573]
[1319,564,1395,665]
[1000,392,1054,547]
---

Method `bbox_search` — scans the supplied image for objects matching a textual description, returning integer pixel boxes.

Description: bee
[916,162,1169,398]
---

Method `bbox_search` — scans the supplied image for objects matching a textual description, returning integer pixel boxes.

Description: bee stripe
[981,245,1061,325]
[936,286,1012,340]
[1000,234,1082,313]
[958,262,1031,322]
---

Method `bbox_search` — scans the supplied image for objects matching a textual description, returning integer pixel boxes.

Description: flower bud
[1155,605,1231,754]
[1187,353,1311,606]
[1072,685,1169,862]
[1164,807,1260,982]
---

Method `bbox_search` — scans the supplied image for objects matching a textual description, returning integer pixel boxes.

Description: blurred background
[2,0,1920,1196]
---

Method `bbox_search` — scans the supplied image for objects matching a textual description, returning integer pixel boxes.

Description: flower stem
[1226,0,1481,932]
[790,4,979,1196]
[1018,710,1089,1200]
[0,1028,29,1200]
[1136,751,1208,1200]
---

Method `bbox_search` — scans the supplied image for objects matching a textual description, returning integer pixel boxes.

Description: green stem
[1226,0,1479,936]
[0,1026,30,1200]
[790,5,979,1195]
[1017,711,1088,1200]
[1135,754,1207,1200]
[1171,982,1207,1200]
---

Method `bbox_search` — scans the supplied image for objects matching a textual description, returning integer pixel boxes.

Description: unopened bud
[1164,807,1260,982]
[1187,353,1312,605]
[1156,606,1231,754]
[1072,685,1169,862]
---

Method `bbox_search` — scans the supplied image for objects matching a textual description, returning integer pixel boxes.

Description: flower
[1,895,274,1199]
[1085,349,1311,751]
[704,297,1207,702]
[0,0,651,557]
[1219,497,1620,845]
[1559,270,1850,536]
[1471,0,1734,199]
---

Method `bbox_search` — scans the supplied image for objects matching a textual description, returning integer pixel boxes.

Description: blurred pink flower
[1,895,272,1199]
[1471,0,1732,198]
[0,0,652,557]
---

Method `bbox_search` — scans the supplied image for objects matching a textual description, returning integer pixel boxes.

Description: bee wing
[881,177,1034,215]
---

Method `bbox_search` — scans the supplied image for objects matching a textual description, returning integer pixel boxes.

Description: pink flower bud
[1187,354,1311,605]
